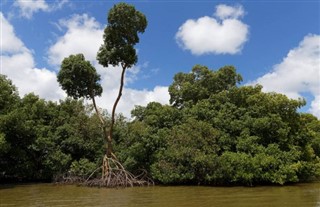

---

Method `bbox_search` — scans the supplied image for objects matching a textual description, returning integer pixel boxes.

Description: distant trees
[169,65,242,108]
[0,75,19,114]
[118,65,320,185]
[0,75,104,181]
[1,62,319,185]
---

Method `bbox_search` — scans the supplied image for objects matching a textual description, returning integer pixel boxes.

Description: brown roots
[56,155,154,188]
[85,155,154,187]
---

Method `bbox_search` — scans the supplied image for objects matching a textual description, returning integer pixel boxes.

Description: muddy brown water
[0,183,319,206]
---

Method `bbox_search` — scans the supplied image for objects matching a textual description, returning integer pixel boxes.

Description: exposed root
[85,155,154,187]
[56,155,154,188]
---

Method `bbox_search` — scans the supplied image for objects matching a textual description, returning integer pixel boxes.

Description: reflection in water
[0,183,319,207]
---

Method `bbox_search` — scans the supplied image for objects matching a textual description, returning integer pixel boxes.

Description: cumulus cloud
[0,12,65,100]
[176,4,249,55]
[0,13,26,54]
[250,34,320,118]
[215,4,244,19]
[95,86,170,118]
[14,0,49,19]
[48,14,103,66]
[47,13,169,117]
[13,0,68,19]
[1,12,169,116]
[310,95,320,118]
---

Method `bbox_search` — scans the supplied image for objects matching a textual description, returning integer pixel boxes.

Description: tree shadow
[0,184,15,190]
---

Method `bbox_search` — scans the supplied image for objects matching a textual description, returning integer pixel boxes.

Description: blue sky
[1,0,319,118]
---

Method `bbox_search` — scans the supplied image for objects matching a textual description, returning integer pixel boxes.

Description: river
[0,183,319,207]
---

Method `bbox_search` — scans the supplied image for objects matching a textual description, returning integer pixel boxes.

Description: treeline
[0,74,105,181]
[1,65,319,185]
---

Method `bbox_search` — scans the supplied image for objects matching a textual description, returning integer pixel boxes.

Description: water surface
[1,183,319,207]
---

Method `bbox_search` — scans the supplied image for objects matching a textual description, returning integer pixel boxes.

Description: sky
[1,0,319,118]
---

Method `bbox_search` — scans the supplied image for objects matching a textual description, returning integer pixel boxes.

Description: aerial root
[56,155,154,188]
[85,155,154,187]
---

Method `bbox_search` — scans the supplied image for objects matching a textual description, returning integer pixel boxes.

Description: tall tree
[57,3,148,186]
[97,3,147,158]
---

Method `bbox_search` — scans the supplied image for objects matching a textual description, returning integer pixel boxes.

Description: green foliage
[113,117,163,173]
[131,102,182,129]
[43,149,72,177]
[0,75,19,114]
[117,65,320,186]
[69,158,98,178]
[1,64,319,186]
[97,2,147,68]
[151,119,219,184]
[0,133,10,154]
[302,114,320,156]
[0,78,105,181]
[169,65,242,108]
[57,54,102,99]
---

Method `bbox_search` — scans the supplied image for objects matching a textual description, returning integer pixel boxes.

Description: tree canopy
[97,2,147,68]
[0,75,19,114]
[57,54,102,100]
[169,65,242,108]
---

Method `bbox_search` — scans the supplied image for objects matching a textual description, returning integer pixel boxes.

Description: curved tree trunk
[100,65,126,181]
[87,66,153,187]
[107,65,126,157]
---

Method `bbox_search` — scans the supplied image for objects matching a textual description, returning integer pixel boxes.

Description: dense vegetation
[0,64,319,185]
[0,74,104,181]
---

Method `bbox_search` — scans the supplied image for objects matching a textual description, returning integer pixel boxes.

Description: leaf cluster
[57,54,102,99]
[97,3,147,68]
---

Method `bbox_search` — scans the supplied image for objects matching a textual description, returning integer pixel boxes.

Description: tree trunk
[85,66,153,187]
[107,65,126,157]
[91,95,109,154]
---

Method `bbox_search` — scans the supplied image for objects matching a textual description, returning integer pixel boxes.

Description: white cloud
[215,4,244,20]
[0,13,26,53]
[13,0,69,19]
[14,0,49,19]
[310,95,320,118]
[47,13,169,117]
[0,12,65,100]
[48,14,103,66]
[95,86,170,118]
[176,4,249,55]
[1,11,168,117]
[52,0,69,10]
[250,34,320,118]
